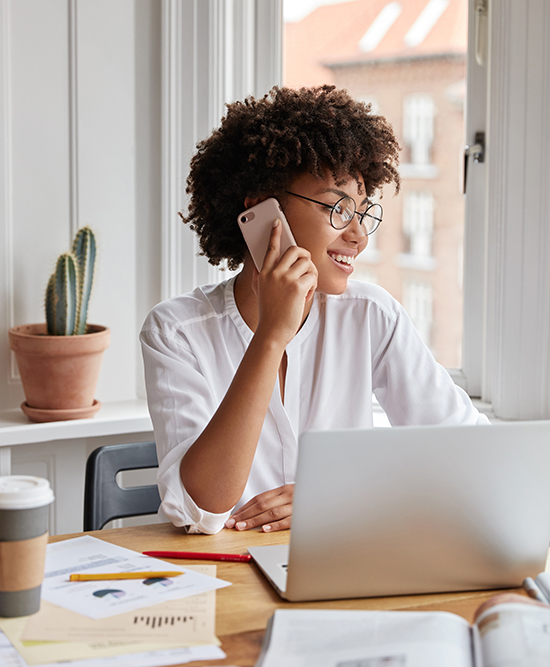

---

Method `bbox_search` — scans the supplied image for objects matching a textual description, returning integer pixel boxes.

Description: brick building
[285,0,467,368]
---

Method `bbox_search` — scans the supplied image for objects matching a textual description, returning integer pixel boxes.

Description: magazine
[256,594,550,667]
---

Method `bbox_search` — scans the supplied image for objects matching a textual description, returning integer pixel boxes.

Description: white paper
[32,645,226,667]
[42,536,230,619]
[0,628,225,667]
[256,609,473,667]
[475,602,550,667]
[0,629,27,667]
[22,565,218,644]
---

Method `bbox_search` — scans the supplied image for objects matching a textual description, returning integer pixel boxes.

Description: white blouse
[140,277,489,534]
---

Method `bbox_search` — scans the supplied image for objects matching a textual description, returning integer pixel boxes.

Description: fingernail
[262,525,272,532]
[273,218,280,227]
[225,518,235,529]
[236,521,247,531]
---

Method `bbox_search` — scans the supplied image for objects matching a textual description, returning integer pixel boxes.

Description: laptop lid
[273,421,550,601]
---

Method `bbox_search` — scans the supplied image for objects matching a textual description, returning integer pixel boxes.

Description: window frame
[456,0,488,397]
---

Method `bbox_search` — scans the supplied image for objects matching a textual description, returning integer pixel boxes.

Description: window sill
[0,396,501,448]
[375,394,500,425]
[0,399,153,447]
[471,399,504,423]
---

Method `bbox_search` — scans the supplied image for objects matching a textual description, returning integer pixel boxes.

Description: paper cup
[0,476,54,617]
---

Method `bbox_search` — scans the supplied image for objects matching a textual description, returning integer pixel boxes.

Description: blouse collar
[225,276,321,349]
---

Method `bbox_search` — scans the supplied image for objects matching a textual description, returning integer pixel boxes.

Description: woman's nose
[342,214,367,242]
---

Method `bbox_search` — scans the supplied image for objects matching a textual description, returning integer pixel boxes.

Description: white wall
[1,0,282,413]
[0,0,163,534]
[0,0,163,412]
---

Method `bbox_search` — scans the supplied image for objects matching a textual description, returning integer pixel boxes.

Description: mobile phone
[237,198,296,272]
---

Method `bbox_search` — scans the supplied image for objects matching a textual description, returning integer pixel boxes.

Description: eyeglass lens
[331,197,382,235]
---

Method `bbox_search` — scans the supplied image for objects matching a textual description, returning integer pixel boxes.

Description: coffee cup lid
[0,476,55,509]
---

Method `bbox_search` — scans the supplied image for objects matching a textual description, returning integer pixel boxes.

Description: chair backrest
[83,441,161,531]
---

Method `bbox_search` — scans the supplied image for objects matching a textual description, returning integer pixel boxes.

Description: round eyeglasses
[285,191,382,236]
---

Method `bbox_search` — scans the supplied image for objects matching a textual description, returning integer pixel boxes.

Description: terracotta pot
[8,324,110,422]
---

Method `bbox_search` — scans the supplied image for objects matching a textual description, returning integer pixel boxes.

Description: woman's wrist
[251,324,292,355]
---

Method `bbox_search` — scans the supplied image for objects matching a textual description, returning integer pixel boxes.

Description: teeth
[330,253,353,265]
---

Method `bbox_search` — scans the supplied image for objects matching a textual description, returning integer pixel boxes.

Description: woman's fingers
[234,502,292,532]
[261,219,282,271]
[250,216,318,347]
[260,246,318,300]
[225,484,294,532]
[233,484,293,516]
[262,220,315,283]
[259,515,292,533]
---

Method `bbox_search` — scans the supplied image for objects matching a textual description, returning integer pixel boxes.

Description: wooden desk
[50,523,521,666]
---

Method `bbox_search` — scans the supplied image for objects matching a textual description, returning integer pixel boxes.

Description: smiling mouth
[328,252,354,266]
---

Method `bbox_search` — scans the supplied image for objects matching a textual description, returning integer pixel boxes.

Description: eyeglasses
[285,191,383,236]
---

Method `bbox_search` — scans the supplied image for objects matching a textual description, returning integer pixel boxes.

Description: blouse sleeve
[371,301,490,426]
[140,327,233,534]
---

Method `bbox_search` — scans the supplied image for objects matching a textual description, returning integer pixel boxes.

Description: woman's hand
[224,484,294,532]
[254,221,317,347]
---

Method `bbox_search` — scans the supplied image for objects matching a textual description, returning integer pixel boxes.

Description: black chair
[83,441,161,531]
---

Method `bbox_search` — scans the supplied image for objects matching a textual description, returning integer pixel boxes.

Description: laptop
[248,421,550,602]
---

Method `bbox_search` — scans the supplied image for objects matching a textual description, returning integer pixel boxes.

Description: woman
[141,86,488,535]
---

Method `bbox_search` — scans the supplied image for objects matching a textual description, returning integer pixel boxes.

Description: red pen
[142,550,252,563]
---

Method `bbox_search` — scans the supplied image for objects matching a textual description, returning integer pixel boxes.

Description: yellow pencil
[69,571,184,581]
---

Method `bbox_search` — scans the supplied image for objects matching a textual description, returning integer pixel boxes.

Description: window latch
[474,0,488,65]
[463,131,485,194]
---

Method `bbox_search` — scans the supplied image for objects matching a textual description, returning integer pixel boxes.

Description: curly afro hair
[182,85,401,270]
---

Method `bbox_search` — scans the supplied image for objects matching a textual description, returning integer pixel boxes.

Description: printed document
[256,604,550,667]
[42,535,230,619]
[21,565,218,644]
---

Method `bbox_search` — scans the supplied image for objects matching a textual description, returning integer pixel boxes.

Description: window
[403,280,433,347]
[403,191,434,258]
[165,0,550,419]
[284,0,464,370]
[403,94,435,166]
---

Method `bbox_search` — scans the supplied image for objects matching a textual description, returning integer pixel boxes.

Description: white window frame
[460,0,550,420]
[458,0,488,397]
[161,0,282,300]
[164,0,550,421]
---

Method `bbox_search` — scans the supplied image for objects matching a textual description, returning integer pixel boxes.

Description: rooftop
[284,0,467,87]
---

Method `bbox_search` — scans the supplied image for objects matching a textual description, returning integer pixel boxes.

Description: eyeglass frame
[284,191,383,235]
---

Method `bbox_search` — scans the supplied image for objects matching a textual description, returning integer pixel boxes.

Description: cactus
[72,227,96,335]
[45,228,96,336]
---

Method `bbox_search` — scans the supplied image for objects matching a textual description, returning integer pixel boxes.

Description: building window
[403,94,435,165]
[403,191,434,257]
[404,280,433,347]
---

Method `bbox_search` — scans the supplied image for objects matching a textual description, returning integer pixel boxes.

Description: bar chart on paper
[133,613,198,630]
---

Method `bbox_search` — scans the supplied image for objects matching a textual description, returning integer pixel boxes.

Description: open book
[255,594,550,667]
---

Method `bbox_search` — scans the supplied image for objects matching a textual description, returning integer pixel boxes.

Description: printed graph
[132,614,196,630]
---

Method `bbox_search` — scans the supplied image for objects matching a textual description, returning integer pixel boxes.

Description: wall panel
[0,0,156,411]
[1,0,71,409]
